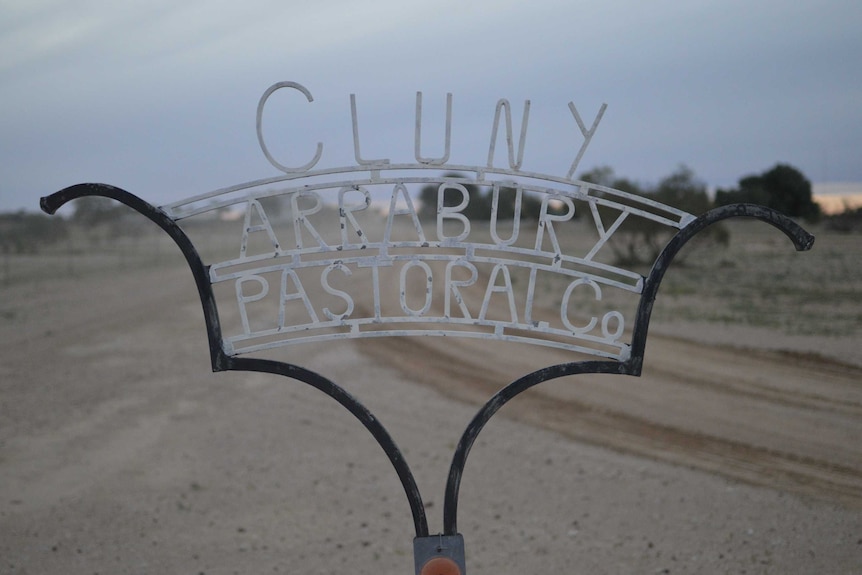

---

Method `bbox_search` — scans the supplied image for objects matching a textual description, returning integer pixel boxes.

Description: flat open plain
[1,216,860,574]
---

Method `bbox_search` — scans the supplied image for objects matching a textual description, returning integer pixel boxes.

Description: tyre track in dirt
[357,258,862,507]
[640,338,862,417]
[352,258,862,508]
[358,334,862,508]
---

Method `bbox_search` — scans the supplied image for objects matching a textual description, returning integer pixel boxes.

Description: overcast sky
[2,0,860,213]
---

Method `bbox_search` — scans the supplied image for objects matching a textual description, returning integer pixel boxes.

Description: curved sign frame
[40,81,814,574]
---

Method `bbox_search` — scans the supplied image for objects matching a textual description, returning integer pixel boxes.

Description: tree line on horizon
[416,162,828,264]
[418,162,821,223]
[2,162,856,256]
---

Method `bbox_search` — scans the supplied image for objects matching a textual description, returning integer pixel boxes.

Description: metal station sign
[41,81,814,574]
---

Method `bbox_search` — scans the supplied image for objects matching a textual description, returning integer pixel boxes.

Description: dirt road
[2,245,861,573]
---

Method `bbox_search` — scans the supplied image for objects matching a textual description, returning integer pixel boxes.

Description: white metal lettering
[383,183,426,252]
[414,92,452,165]
[399,260,433,316]
[338,186,371,249]
[534,195,576,259]
[566,102,607,180]
[279,269,318,326]
[444,260,478,319]
[256,81,323,173]
[236,275,269,334]
[561,278,600,334]
[601,310,624,341]
[487,99,530,170]
[478,264,518,324]
[187,83,701,361]
[489,184,522,246]
[437,183,471,242]
[240,199,280,258]
[321,263,355,321]
[584,201,629,261]
[290,191,328,250]
[350,94,390,166]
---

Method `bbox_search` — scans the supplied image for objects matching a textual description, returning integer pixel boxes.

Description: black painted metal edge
[41,183,228,371]
[42,189,813,542]
[41,183,430,537]
[440,203,814,535]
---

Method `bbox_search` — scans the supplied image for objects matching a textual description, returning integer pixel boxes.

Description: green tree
[71,196,144,245]
[0,210,69,254]
[715,163,820,221]
[72,196,121,226]
[418,173,487,220]
[653,165,712,214]
[417,173,552,221]
[581,165,727,266]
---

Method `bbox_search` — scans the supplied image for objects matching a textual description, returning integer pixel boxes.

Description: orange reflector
[419,556,461,575]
